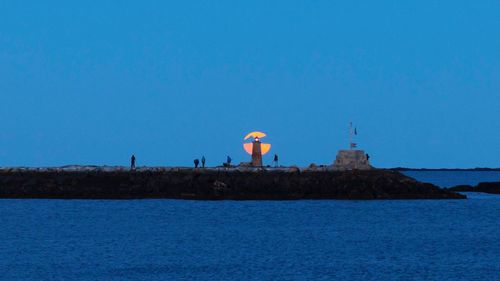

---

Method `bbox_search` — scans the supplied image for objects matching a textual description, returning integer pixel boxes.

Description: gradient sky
[1,1,499,168]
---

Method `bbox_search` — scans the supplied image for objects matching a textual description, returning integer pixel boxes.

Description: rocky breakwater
[449,182,500,194]
[0,168,465,199]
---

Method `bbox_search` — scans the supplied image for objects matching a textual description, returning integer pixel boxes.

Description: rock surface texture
[0,168,465,200]
[449,182,500,194]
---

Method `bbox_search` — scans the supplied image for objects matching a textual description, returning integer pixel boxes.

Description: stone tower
[332,122,373,171]
[251,137,263,167]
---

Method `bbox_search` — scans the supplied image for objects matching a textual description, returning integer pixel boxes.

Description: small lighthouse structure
[243,131,271,167]
[251,137,263,167]
[332,122,372,171]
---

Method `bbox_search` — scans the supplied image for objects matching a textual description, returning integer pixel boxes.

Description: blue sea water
[0,172,499,281]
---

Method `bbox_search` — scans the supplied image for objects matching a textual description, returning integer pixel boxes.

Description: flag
[350,143,357,148]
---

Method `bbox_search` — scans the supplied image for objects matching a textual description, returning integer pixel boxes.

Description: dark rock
[0,169,465,200]
[449,182,500,194]
[476,182,500,194]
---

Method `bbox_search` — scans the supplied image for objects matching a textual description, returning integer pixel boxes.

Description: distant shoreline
[392,168,500,172]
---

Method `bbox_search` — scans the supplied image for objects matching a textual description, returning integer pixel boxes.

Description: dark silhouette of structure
[130,155,136,170]
[227,156,232,167]
[194,159,200,168]
[251,137,263,166]
[273,154,279,167]
[201,156,206,168]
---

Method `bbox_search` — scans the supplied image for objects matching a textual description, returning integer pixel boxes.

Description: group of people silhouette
[195,156,231,168]
[129,153,280,169]
[193,156,206,168]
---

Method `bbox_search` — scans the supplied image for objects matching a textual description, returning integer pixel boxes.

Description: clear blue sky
[1,1,499,168]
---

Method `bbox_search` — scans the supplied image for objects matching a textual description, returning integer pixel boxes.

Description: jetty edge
[0,168,465,200]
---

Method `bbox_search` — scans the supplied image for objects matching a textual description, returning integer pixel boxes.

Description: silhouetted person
[131,155,136,170]
[194,159,200,168]
[273,154,279,167]
[201,156,206,168]
[227,156,232,167]
[366,153,370,161]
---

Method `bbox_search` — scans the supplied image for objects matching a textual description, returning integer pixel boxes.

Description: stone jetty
[0,167,465,200]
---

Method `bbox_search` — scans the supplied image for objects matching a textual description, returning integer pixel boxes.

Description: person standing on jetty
[273,154,279,167]
[194,159,200,168]
[201,156,206,168]
[130,155,136,170]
